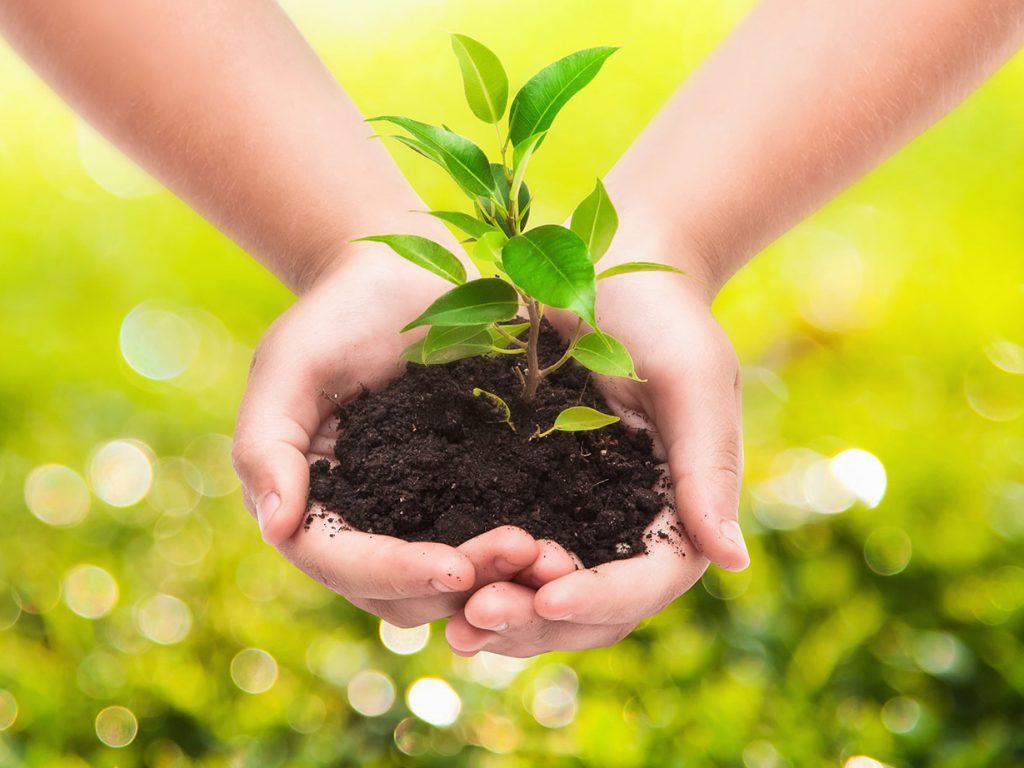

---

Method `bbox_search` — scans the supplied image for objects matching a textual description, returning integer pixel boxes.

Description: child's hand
[445,266,747,656]
[231,244,541,621]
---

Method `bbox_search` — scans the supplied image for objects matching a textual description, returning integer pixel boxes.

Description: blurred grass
[1,1,1023,766]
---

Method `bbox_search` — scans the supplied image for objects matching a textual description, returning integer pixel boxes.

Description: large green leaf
[451,34,508,123]
[571,332,643,380]
[402,278,519,331]
[370,116,497,198]
[570,178,618,262]
[507,47,617,146]
[597,261,687,280]
[423,324,492,362]
[501,225,596,326]
[354,234,466,285]
[418,210,497,240]
[536,405,620,437]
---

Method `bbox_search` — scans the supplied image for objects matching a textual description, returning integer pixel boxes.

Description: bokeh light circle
[864,527,912,576]
[77,120,160,198]
[379,620,430,655]
[95,705,138,747]
[24,464,90,527]
[0,584,21,631]
[137,594,192,645]
[845,758,887,768]
[0,690,17,731]
[63,565,119,619]
[831,449,887,508]
[230,649,278,694]
[287,694,327,734]
[89,440,153,507]
[347,670,395,717]
[406,677,461,726]
[120,303,199,381]
[881,696,921,734]
[184,434,239,497]
[150,458,203,517]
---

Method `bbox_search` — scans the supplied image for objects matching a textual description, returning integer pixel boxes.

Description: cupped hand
[447,264,748,656]
[231,241,541,625]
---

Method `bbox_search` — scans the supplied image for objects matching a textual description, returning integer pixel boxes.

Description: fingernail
[550,613,574,622]
[257,492,281,537]
[430,578,458,593]
[719,519,750,564]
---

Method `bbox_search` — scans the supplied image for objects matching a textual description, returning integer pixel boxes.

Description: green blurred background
[1,1,1023,766]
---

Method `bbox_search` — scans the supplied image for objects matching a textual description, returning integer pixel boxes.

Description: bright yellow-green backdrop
[1,2,1022,766]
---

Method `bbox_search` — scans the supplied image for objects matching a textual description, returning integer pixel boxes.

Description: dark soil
[306,322,672,568]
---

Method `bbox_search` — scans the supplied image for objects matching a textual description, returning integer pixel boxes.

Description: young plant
[359,35,685,433]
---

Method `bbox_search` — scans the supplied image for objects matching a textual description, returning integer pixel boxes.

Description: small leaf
[354,235,466,285]
[423,324,492,363]
[369,116,497,198]
[597,261,687,280]
[418,210,497,240]
[535,405,620,437]
[488,321,530,349]
[422,326,493,364]
[502,225,596,326]
[472,387,516,431]
[479,163,530,237]
[571,332,644,380]
[451,34,509,123]
[570,178,618,262]
[508,47,617,146]
[471,230,508,278]
[510,132,545,206]
[402,278,519,331]
[400,339,426,364]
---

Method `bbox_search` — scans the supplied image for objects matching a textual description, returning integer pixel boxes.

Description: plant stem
[492,324,528,349]
[521,298,542,402]
[539,317,584,378]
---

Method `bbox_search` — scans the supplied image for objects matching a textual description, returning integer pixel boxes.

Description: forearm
[0,0,430,293]
[606,0,1024,292]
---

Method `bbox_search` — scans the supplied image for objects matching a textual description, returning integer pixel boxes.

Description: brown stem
[521,299,542,402]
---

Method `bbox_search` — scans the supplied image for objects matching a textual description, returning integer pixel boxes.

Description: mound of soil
[306,322,671,568]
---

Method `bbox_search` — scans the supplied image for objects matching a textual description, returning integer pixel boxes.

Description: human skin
[4,0,1023,653]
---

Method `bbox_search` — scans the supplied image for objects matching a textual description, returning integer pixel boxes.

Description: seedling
[359,34,685,433]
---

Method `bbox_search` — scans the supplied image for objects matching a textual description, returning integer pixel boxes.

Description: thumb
[233,339,326,545]
[654,354,749,571]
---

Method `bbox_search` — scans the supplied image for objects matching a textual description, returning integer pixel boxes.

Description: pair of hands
[231,235,748,657]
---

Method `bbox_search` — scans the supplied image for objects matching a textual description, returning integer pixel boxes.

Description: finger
[533,509,709,624]
[652,346,749,571]
[514,539,580,589]
[450,585,634,656]
[279,522,475,600]
[457,526,540,588]
[233,338,333,545]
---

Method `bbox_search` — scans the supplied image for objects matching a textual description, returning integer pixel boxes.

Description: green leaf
[353,235,466,285]
[570,178,618,262]
[488,321,530,349]
[370,116,497,198]
[536,405,620,437]
[507,47,617,146]
[402,278,519,331]
[501,225,596,326]
[471,230,507,277]
[422,325,493,363]
[570,332,644,380]
[597,261,687,280]
[472,388,516,431]
[451,34,508,124]
[510,132,545,207]
[418,210,497,240]
[400,338,426,364]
